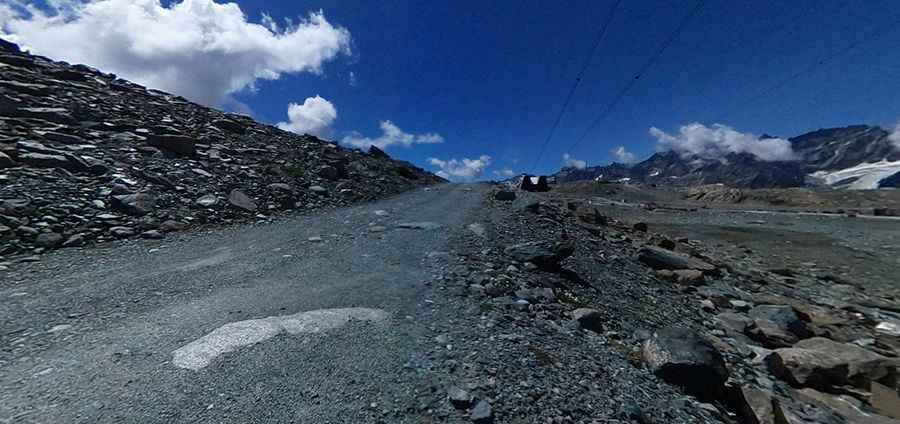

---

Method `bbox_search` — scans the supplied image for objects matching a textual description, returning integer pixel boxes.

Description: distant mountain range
[553,125,900,189]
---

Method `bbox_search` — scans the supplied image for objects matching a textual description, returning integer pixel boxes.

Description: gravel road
[1,184,483,423]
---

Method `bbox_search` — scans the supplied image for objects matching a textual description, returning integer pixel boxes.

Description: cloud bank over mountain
[650,123,797,162]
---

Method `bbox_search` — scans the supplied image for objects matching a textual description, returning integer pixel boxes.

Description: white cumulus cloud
[276,95,337,137]
[428,155,491,181]
[0,0,351,106]
[492,168,516,178]
[611,146,636,163]
[650,123,797,162]
[562,153,586,169]
[889,122,900,150]
[342,120,443,150]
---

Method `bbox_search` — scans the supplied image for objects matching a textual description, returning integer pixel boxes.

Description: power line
[529,0,622,173]
[710,20,900,124]
[564,0,706,156]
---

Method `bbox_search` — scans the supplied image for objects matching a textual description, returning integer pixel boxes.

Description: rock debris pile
[424,186,899,423]
[0,40,443,261]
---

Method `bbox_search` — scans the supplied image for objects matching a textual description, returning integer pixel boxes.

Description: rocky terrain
[3,35,899,424]
[554,180,900,216]
[456,185,900,423]
[0,39,443,264]
[554,125,900,189]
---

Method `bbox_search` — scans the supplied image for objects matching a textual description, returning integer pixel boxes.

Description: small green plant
[284,166,305,178]
[556,291,592,308]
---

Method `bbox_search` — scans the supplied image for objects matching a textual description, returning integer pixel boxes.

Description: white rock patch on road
[172,308,388,370]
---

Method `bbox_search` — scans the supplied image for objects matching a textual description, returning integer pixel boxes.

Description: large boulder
[228,189,257,212]
[574,206,607,226]
[17,152,89,173]
[794,388,900,424]
[748,319,800,348]
[110,193,156,216]
[147,134,196,156]
[765,337,899,393]
[642,326,728,401]
[734,386,776,424]
[747,305,811,348]
[504,241,574,271]
[638,246,716,273]
[572,308,604,333]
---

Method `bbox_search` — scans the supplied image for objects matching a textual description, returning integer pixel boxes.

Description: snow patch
[172,308,387,370]
[810,159,900,189]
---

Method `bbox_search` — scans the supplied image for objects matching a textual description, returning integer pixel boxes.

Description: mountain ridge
[554,124,900,189]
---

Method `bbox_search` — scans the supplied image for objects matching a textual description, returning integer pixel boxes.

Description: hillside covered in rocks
[0,39,443,260]
[455,186,900,423]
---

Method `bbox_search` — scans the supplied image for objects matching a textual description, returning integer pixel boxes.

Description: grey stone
[470,400,493,423]
[140,230,164,239]
[638,246,716,272]
[108,226,135,238]
[396,222,441,230]
[146,133,195,156]
[16,226,39,237]
[766,337,899,393]
[642,326,728,401]
[159,220,188,232]
[716,312,753,334]
[748,318,800,348]
[61,234,84,247]
[267,183,293,193]
[196,194,218,207]
[110,193,156,216]
[447,386,474,408]
[674,269,705,285]
[18,152,71,170]
[228,189,257,212]
[730,300,751,311]
[747,305,810,347]
[572,308,604,333]
[41,131,84,145]
[309,185,328,194]
[735,387,776,424]
[35,232,63,248]
[503,241,575,271]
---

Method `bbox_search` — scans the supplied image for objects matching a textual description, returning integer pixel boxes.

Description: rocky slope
[0,39,443,260]
[554,125,900,189]
[473,186,900,423]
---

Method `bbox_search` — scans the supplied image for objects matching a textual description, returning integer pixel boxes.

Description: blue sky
[4,0,900,179]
